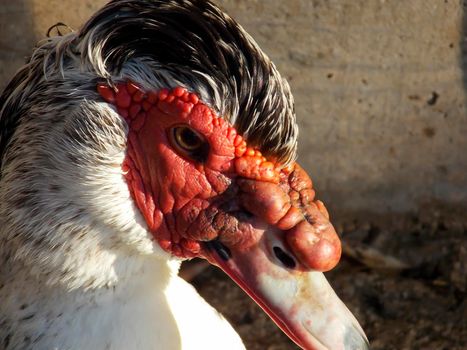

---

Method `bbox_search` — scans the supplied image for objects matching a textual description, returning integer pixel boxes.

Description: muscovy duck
[0,0,368,349]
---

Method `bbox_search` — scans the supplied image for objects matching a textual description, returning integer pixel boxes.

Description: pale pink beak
[205,227,369,350]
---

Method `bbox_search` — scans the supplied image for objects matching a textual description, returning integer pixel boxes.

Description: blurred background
[1,0,466,349]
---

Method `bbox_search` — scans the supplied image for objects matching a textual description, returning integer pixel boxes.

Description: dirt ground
[186,205,467,350]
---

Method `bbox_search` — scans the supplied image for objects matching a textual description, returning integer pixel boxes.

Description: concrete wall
[1,0,466,217]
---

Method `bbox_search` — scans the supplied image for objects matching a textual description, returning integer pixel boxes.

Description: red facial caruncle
[96,81,368,350]
[97,80,340,271]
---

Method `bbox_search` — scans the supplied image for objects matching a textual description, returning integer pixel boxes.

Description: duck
[0,1,369,349]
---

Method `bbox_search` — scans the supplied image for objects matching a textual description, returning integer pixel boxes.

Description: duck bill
[205,230,369,350]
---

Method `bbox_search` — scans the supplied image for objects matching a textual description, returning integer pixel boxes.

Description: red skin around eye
[97,81,280,257]
[97,81,341,272]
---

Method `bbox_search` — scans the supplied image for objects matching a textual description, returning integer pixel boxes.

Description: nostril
[273,246,296,269]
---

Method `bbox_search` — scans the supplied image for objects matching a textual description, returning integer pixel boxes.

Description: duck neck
[0,253,184,349]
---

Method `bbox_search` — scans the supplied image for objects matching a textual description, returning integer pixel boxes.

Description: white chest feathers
[0,258,245,350]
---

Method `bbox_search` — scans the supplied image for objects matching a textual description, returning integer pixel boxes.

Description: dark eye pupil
[180,128,200,147]
[170,126,209,163]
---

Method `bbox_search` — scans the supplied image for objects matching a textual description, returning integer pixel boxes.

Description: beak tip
[344,325,370,350]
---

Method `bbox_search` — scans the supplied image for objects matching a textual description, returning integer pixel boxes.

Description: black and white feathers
[0,1,298,349]
[0,0,298,173]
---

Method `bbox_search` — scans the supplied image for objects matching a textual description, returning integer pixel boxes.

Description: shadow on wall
[462,0,467,107]
[0,0,35,91]
[0,0,36,91]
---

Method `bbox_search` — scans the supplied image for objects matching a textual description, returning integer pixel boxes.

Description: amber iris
[169,125,207,160]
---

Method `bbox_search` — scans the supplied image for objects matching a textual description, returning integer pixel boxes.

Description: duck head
[0,1,368,349]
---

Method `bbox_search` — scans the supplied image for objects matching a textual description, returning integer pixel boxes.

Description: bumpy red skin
[97,81,341,272]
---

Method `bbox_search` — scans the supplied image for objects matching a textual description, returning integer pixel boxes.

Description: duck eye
[169,125,209,162]
[174,126,203,151]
